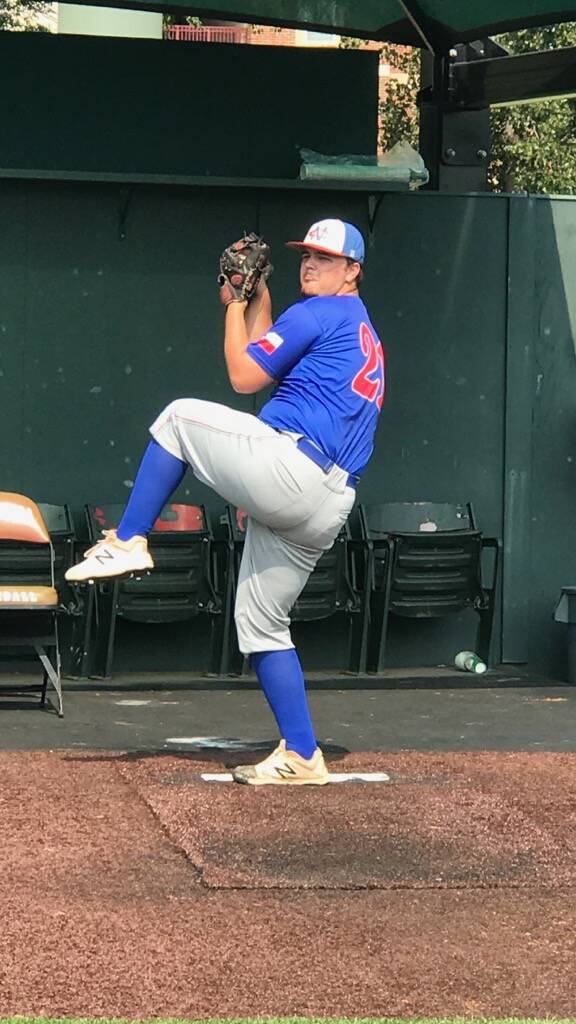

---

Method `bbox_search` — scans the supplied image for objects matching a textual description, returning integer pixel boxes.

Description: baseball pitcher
[66,218,385,785]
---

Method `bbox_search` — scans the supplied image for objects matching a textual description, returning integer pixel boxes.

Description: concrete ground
[0,665,574,752]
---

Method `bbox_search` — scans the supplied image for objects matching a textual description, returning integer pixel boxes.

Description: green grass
[3,1018,576,1024]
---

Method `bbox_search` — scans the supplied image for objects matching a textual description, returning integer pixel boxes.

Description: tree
[163,15,202,27]
[377,42,420,151]
[489,23,576,193]
[340,36,420,151]
[377,23,576,194]
[0,0,50,30]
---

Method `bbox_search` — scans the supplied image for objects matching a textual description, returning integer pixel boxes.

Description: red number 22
[351,323,385,410]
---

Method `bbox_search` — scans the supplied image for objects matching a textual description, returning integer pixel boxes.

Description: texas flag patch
[257,331,284,355]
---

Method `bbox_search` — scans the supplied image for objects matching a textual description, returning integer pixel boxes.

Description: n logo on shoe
[275,763,297,778]
[95,548,114,564]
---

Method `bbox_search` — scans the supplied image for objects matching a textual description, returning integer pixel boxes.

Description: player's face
[299,249,360,297]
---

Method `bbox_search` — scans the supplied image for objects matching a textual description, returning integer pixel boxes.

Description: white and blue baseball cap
[286,218,365,263]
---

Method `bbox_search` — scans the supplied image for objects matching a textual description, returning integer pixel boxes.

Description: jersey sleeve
[246,300,321,380]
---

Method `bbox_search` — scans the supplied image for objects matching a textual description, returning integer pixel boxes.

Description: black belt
[296,437,360,490]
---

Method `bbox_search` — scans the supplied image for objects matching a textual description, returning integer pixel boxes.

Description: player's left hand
[218,232,273,306]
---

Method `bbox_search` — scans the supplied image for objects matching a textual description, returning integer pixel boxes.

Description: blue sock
[117,439,187,541]
[250,649,318,760]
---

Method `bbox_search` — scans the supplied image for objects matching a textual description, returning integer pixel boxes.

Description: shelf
[0,167,414,192]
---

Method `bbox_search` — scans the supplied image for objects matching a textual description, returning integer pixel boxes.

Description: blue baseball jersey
[246,295,385,478]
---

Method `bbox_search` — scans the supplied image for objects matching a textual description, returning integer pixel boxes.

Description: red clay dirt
[1,749,575,1019]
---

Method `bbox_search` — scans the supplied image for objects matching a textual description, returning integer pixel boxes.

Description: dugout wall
[2,180,575,679]
[1,34,575,679]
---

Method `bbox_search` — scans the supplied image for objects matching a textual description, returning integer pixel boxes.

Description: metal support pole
[419,49,491,192]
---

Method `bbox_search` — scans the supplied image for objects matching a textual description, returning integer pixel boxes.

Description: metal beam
[396,0,439,54]
[418,49,491,191]
[418,43,576,190]
[453,46,576,107]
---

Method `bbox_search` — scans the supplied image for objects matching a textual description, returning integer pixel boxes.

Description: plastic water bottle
[454,650,487,674]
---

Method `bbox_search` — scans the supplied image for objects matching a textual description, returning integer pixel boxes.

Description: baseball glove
[218,232,273,306]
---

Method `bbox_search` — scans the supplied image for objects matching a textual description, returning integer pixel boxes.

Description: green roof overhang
[62,0,576,49]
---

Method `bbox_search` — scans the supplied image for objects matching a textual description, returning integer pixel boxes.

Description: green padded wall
[358,191,507,672]
[524,198,576,679]
[1,180,576,677]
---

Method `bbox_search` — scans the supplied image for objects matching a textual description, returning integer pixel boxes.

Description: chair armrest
[365,536,393,591]
[480,536,501,593]
[52,572,86,616]
[347,535,373,592]
[211,534,235,600]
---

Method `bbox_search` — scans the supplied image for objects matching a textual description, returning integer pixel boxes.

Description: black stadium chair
[222,505,369,675]
[359,501,500,672]
[77,502,228,678]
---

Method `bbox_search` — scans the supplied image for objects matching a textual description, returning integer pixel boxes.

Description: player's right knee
[235,602,292,652]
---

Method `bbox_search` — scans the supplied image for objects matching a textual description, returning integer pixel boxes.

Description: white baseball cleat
[65,529,153,582]
[233,739,329,785]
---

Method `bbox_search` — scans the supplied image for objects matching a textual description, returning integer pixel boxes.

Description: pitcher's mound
[122,750,576,890]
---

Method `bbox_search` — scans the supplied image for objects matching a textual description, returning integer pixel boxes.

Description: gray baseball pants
[150,398,355,653]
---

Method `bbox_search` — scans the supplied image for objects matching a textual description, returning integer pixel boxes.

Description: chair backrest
[0,492,60,608]
[361,501,476,536]
[89,503,206,535]
[38,503,75,536]
[0,492,51,544]
[85,502,219,623]
[360,501,483,618]
[38,503,76,579]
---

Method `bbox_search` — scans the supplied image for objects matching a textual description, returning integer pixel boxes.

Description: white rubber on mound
[200,772,391,783]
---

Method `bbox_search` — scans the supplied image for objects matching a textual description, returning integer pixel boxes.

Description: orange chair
[0,492,69,715]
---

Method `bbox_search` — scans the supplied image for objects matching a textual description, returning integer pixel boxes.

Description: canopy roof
[85,0,576,48]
